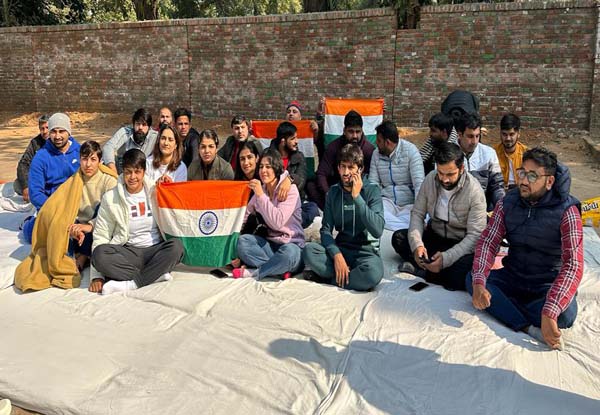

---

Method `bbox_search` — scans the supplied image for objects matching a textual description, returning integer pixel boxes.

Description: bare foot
[89,278,104,293]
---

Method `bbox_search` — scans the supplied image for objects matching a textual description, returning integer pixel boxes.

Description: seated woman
[14,141,117,292]
[234,141,261,181]
[146,124,187,183]
[232,148,305,280]
[69,141,118,283]
[188,129,234,180]
[91,149,184,295]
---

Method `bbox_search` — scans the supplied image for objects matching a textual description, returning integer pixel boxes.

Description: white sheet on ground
[0,182,598,414]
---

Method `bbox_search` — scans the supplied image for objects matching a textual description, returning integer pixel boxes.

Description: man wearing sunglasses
[467,147,583,350]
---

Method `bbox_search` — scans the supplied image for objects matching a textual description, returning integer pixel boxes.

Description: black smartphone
[209,269,229,278]
[420,255,433,264]
[409,281,429,292]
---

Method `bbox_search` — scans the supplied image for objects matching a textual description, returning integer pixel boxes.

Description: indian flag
[154,181,251,267]
[324,98,384,146]
[252,120,316,179]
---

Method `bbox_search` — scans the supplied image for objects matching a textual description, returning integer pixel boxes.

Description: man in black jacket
[14,114,49,202]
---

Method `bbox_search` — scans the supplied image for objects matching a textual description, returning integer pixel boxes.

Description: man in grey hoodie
[392,141,487,291]
[303,144,384,291]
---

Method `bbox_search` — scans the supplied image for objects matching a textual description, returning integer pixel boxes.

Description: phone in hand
[209,269,229,278]
[409,281,429,292]
[420,255,433,264]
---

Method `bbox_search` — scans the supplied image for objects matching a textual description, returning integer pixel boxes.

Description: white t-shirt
[125,188,162,248]
[507,158,515,185]
[435,187,459,222]
[146,156,188,183]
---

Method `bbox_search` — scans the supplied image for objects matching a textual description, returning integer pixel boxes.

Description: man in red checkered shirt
[467,147,583,350]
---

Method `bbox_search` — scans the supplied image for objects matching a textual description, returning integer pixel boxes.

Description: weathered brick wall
[396,1,597,129]
[0,2,598,131]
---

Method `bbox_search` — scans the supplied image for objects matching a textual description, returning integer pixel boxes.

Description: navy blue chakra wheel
[199,211,218,235]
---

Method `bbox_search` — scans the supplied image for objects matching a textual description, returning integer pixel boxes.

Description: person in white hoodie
[369,120,424,231]
[456,112,505,211]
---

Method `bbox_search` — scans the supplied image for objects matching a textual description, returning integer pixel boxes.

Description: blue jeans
[466,269,578,331]
[22,215,36,244]
[237,234,303,279]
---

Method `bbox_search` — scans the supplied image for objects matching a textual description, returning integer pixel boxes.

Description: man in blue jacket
[22,113,81,244]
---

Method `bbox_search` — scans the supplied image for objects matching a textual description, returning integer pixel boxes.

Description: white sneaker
[0,399,12,415]
[155,273,173,283]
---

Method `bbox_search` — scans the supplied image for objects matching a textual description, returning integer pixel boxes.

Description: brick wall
[0,2,598,131]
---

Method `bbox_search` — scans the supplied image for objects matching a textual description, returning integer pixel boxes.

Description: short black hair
[259,147,284,180]
[174,108,192,122]
[38,114,49,124]
[80,140,102,159]
[455,112,481,134]
[199,129,219,147]
[375,120,399,144]
[274,121,297,148]
[122,148,146,171]
[434,141,464,169]
[337,143,364,170]
[522,147,557,177]
[500,113,521,131]
[231,115,250,128]
[428,112,454,137]
[344,110,363,129]
[132,108,152,127]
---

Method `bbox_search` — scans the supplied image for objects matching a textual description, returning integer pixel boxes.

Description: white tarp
[0,184,599,414]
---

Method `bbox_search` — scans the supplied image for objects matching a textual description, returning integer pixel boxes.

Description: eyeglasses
[516,168,550,183]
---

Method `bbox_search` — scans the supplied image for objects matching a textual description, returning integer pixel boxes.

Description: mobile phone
[409,281,429,292]
[209,269,229,278]
[420,255,433,264]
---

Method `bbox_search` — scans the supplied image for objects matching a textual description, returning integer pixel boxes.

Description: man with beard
[306,110,375,210]
[303,144,384,292]
[467,148,582,350]
[456,112,505,211]
[494,113,527,190]
[22,113,81,244]
[369,120,424,231]
[174,107,201,167]
[218,115,263,170]
[392,142,487,291]
[156,107,173,129]
[269,121,319,228]
[419,112,457,175]
[14,114,50,202]
[102,108,158,174]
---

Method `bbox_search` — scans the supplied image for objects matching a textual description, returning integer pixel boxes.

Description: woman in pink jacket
[233,148,305,279]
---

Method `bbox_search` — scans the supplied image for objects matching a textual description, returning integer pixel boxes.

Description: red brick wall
[0,2,598,131]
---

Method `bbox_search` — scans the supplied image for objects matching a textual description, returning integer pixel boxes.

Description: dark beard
[133,130,147,145]
[441,173,461,190]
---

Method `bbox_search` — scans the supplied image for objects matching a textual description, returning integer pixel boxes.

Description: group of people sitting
[13,91,583,350]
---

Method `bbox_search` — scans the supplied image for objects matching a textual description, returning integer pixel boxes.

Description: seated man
[188,129,234,180]
[467,147,582,350]
[420,112,457,175]
[456,112,505,211]
[102,108,158,174]
[370,120,424,231]
[23,113,81,244]
[218,115,263,170]
[269,121,319,228]
[174,107,201,167]
[494,113,527,190]
[285,100,320,162]
[91,149,184,295]
[392,142,487,291]
[14,114,49,202]
[303,144,384,292]
[306,110,375,210]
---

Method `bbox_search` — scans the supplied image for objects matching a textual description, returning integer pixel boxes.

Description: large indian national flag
[252,119,316,179]
[154,181,251,267]
[324,98,384,146]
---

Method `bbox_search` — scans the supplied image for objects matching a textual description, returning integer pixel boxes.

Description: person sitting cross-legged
[91,149,184,295]
[467,147,583,350]
[231,148,305,280]
[303,144,384,292]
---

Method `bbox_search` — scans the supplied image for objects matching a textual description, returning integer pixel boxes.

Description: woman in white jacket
[90,149,184,295]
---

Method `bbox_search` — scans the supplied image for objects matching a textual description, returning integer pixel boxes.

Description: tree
[132,0,159,20]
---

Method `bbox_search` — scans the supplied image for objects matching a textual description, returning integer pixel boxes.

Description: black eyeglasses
[516,168,550,183]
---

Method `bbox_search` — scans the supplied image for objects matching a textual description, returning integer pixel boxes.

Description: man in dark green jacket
[303,144,384,291]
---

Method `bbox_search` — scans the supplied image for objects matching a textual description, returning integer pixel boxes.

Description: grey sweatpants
[92,239,184,287]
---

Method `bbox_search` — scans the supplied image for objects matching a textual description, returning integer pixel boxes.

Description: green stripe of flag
[165,233,240,267]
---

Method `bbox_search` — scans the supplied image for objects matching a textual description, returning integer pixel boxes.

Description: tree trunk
[132,0,158,21]
[2,0,10,26]
[303,0,331,13]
